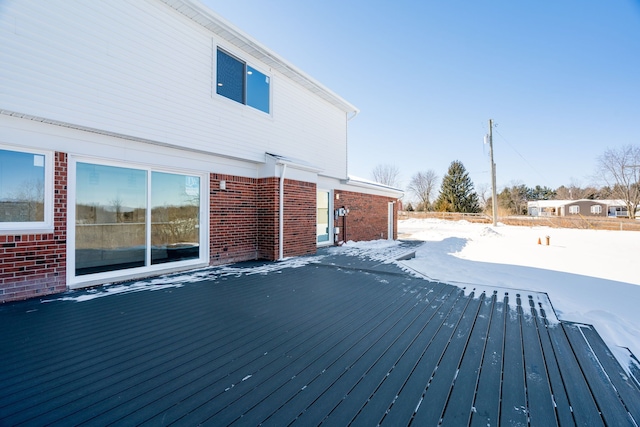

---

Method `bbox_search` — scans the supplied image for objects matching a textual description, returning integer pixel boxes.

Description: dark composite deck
[1,245,639,426]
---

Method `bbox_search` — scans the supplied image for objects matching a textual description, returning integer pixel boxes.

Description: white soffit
[161,0,359,115]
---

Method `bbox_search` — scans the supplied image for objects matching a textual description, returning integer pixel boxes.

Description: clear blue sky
[202,0,640,194]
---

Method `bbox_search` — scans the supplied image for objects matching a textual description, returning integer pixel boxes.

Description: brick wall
[334,190,398,242]
[0,152,67,302]
[209,174,259,265]
[282,179,316,258]
[255,178,316,259]
[256,177,279,260]
[211,176,316,262]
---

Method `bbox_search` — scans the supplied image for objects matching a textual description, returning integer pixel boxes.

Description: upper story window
[0,146,53,233]
[216,48,270,114]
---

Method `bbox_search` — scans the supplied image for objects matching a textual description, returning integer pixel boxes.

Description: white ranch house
[527,199,637,218]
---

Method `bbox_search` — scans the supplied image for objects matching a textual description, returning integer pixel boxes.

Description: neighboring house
[598,199,639,218]
[527,199,630,217]
[0,0,402,302]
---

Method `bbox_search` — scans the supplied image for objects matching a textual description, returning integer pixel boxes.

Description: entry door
[317,190,331,244]
[387,202,394,240]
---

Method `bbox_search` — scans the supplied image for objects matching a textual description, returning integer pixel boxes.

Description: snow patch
[43,255,325,303]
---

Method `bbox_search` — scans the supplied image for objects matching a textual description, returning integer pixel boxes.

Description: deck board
[521,295,558,427]
[578,326,640,421]
[439,292,495,426]
[533,307,576,427]
[1,244,638,426]
[409,292,484,426]
[499,293,529,426]
[563,323,637,426]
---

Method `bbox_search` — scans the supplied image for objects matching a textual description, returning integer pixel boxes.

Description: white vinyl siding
[0,0,349,179]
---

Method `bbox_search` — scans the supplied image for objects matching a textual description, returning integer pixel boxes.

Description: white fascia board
[161,0,359,116]
[265,152,323,173]
[340,175,404,198]
[261,153,322,183]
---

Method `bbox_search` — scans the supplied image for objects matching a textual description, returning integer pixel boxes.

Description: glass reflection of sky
[0,149,45,201]
[76,163,146,209]
[247,66,270,114]
[76,163,201,209]
[151,172,199,208]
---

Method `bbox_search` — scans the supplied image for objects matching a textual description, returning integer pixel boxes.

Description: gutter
[341,177,404,198]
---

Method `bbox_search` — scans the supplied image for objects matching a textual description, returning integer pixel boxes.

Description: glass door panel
[75,163,147,275]
[151,172,200,265]
[317,191,330,243]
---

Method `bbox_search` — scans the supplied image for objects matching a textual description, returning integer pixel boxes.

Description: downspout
[345,109,358,180]
[278,163,287,260]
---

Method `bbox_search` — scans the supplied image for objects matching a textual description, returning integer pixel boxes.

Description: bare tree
[11,179,44,221]
[596,145,640,219]
[498,182,529,215]
[555,179,597,200]
[476,183,491,212]
[371,164,401,188]
[407,170,438,211]
[110,196,124,223]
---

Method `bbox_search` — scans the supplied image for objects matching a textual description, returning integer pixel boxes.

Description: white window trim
[0,144,54,235]
[67,156,210,289]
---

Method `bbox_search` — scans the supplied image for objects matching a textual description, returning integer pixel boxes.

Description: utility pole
[489,119,498,226]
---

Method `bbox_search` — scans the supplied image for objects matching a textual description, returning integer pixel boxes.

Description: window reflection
[75,163,147,275]
[0,149,45,222]
[151,172,200,265]
[216,49,244,104]
[247,66,270,113]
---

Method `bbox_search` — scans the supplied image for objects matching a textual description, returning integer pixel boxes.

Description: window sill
[0,225,55,236]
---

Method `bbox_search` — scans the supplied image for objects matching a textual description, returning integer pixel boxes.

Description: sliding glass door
[74,160,205,279]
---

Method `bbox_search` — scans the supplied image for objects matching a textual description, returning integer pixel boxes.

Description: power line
[493,127,551,187]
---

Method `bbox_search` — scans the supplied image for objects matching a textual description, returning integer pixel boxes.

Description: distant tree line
[372,144,640,219]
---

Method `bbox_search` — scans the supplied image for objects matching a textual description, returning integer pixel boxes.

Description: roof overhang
[265,152,323,173]
[341,175,404,198]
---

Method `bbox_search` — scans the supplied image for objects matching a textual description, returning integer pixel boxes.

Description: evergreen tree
[434,160,480,213]
[528,185,556,201]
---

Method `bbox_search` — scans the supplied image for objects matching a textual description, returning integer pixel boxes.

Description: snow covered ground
[393,217,640,366]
